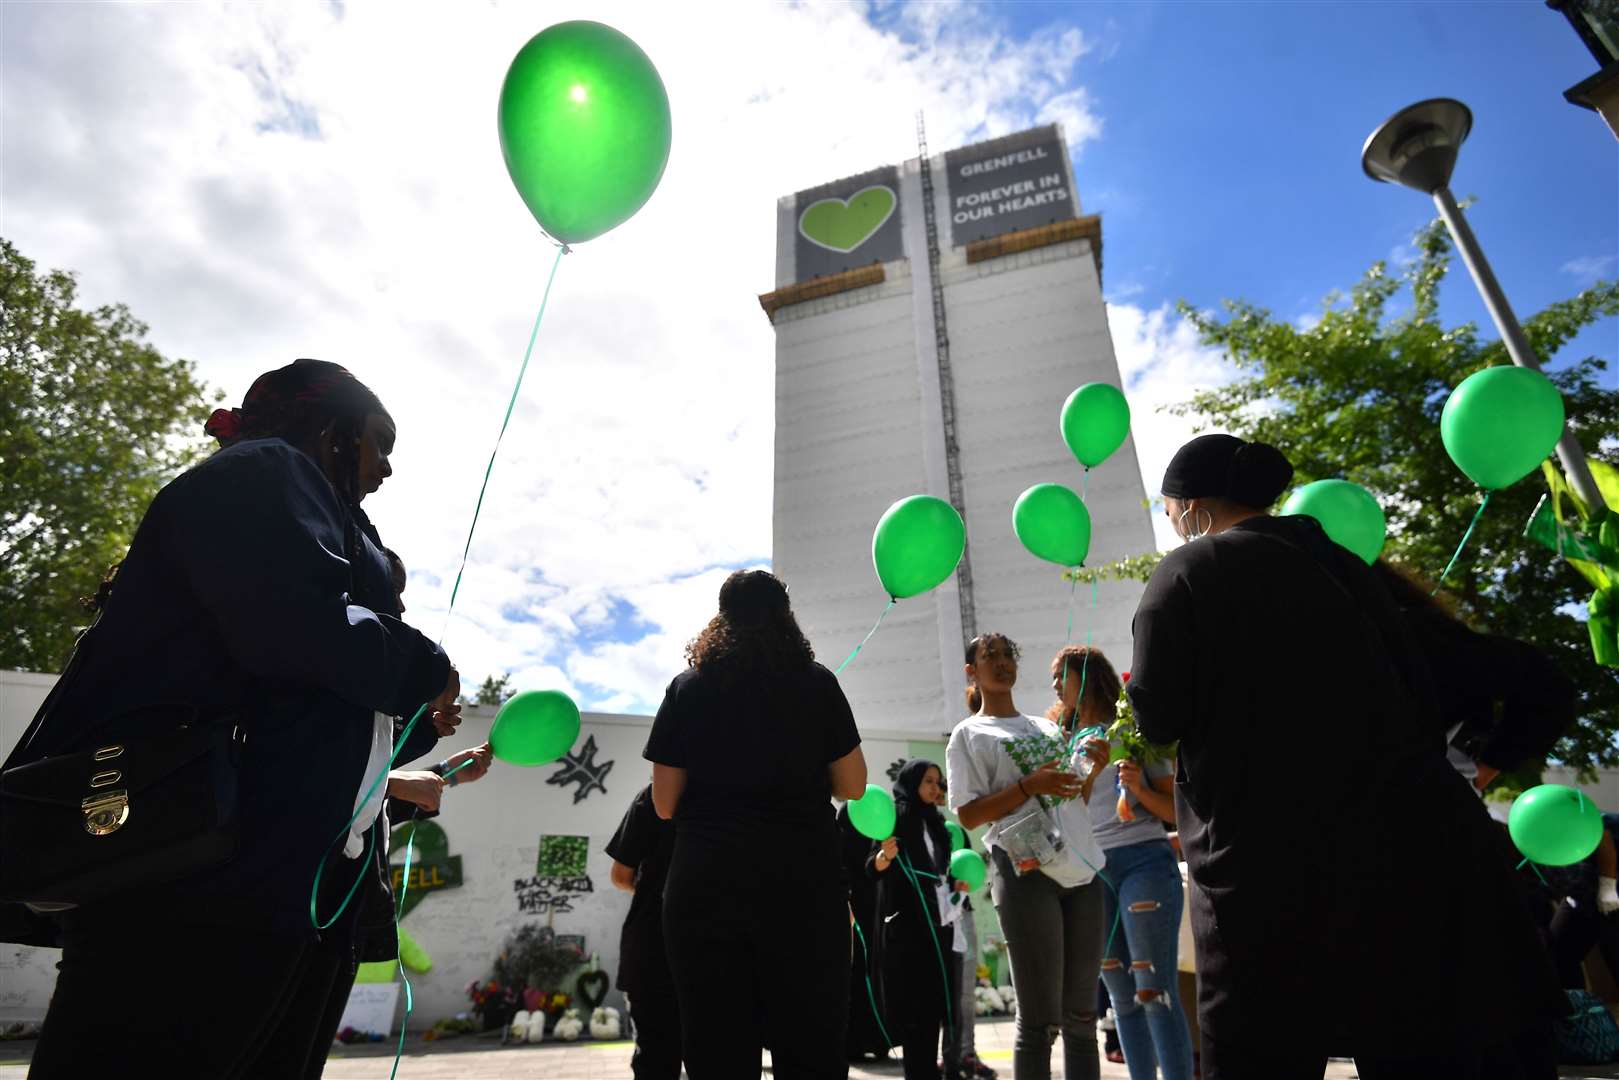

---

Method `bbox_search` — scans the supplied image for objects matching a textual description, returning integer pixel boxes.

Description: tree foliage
[1,239,216,672]
[473,673,516,707]
[1164,215,1619,771]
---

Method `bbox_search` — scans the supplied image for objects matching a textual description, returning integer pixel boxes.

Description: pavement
[1,1019,1617,1077]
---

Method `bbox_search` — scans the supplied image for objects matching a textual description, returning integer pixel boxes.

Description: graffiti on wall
[513,873,595,915]
[547,734,614,804]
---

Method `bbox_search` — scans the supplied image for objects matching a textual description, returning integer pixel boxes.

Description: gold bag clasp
[82,791,129,836]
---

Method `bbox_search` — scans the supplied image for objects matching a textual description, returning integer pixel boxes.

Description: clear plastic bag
[998,806,1065,875]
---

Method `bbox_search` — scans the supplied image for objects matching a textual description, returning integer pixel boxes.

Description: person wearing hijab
[16,360,461,1077]
[867,760,967,1080]
[1128,433,1562,1079]
[645,570,868,1079]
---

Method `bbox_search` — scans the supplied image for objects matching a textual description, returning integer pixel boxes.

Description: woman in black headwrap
[869,759,967,1080]
[17,360,461,1077]
[1127,434,1561,1079]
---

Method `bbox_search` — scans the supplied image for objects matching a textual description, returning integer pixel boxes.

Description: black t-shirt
[605,785,675,996]
[643,661,860,887]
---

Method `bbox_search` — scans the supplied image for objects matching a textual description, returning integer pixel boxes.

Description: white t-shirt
[945,713,1105,889]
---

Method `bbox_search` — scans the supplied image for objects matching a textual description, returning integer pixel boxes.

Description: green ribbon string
[444,244,569,638]
[896,851,956,1044]
[851,919,895,1051]
[309,702,428,930]
[835,598,897,675]
[1433,490,1492,594]
[1516,857,1551,887]
[390,816,420,1080]
[442,757,476,782]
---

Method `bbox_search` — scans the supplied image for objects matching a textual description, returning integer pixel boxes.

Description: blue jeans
[1098,840,1194,1080]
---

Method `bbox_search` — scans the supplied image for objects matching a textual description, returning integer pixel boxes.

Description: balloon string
[1433,490,1492,595]
[1082,466,1090,502]
[835,598,897,675]
[897,851,956,1044]
[390,812,420,1080]
[442,243,569,644]
[851,920,895,1051]
[1066,578,1099,758]
[442,757,476,781]
[1516,856,1550,887]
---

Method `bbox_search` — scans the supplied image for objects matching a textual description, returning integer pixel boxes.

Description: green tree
[1165,215,1619,772]
[473,673,516,707]
[1,239,216,672]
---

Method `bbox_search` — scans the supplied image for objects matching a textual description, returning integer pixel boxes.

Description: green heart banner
[799,185,897,253]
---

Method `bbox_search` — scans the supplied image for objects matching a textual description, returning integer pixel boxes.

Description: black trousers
[32,917,343,1079]
[627,989,683,1080]
[663,881,849,1079]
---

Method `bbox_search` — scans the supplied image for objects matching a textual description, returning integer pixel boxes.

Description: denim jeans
[1098,839,1194,1080]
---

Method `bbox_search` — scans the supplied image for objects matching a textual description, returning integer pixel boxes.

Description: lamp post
[1361,97,1604,512]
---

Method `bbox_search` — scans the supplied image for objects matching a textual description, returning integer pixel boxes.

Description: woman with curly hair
[644,570,868,1078]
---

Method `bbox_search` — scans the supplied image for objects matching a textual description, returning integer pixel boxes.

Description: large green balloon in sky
[498,21,672,245]
[1013,483,1092,567]
[872,495,966,600]
[1282,479,1387,565]
[490,690,581,766]
[1508,784,1603,866]
[1060,383,1131,469]
[1440,366,1565,490]
[848,784,896,841]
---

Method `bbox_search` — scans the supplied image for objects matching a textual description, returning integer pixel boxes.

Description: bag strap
[1,611,103,773]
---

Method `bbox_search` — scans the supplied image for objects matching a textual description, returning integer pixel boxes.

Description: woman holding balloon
[1128,432,1561,1079]
[867,759,969,1080]
[945,633,1110,1080]
[644,570,867,1079]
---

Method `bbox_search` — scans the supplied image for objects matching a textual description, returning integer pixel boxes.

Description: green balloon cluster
[1508,784,1604,866]
[1013,483,1093,567]
[1060,384,1131,468]
[945,821,968,852]
[489,689,581,766]
[872,496,966,600]
[949,848,987,891]
[848,784,896,841]
[1281,479,1387,565]
[498,21,672,245]
[1440,366,1565,490]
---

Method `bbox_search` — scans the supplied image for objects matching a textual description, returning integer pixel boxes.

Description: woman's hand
[955,879,972,893]
[874,837,899,872]
[1022,760,1082,799]
[443,743,493,786]
[1083,737,1111,776]
[388,770,446,813]
[430,666,462,737]
[1118,759,1146,795]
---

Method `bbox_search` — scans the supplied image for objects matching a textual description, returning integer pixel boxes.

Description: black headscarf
[892,758,952,878]
[204,359,390,450]
[1161,433,1294,509]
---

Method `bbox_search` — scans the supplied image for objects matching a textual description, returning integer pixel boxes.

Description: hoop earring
[1178,507,1214,541]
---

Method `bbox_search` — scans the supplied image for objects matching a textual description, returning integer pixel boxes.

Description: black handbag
[0,620,246,908]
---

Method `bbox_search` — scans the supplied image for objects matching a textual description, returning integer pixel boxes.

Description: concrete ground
[0,1019,1616,1077]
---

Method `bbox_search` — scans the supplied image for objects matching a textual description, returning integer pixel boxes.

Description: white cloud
[2,1,1106,713]
[1106,302,1236,550]
[1562,254,1617,284]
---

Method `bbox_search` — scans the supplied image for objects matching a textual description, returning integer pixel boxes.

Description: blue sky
[999,0,1617,368]
[3,1,1614,712]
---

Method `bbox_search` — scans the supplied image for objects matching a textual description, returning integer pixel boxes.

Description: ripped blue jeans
[1098,839,1194,1080]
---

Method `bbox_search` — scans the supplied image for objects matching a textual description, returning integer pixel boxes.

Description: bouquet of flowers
[466,979,519,1030]
[1104,675,1176,823]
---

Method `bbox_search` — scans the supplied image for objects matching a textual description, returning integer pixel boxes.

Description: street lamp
[1361,97,1604,512]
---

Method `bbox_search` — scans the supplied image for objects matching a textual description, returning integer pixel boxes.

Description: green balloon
[1013,483,1092,567]
[945,821,967,852]
[1060,383,1131,468]
[489,689,581,766]
[1508,784,1604,866]
[1281,479,1387,566]
[872,496,966,600]
[498,21,672,245]
[848,784,896,841]
[1440,366,1565,490]
[949,848,987,891]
